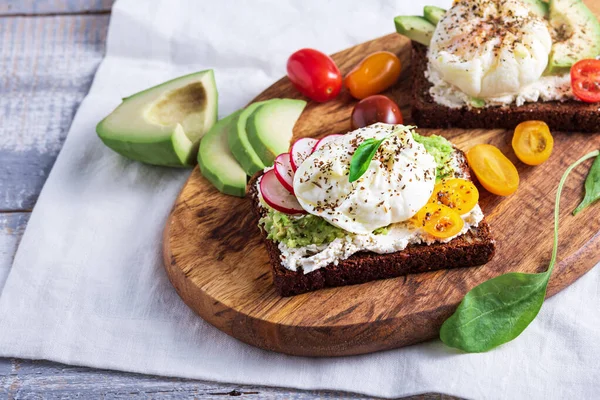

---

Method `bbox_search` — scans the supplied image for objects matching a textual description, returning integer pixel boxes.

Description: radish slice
[274,153,295,194]
[312,134,344,152]
[290,137,318,171]
[260,170,306,214]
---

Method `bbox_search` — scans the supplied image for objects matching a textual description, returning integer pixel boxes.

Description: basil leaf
[573,154,600,215]
[440,150,600,353]
[440,272,548,352]
[349,137,385,183]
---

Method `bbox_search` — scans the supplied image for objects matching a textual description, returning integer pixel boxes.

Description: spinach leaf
[440,272,548,352]
[573,155,600,215]
[440,149,600,353]
[349,137,387,183]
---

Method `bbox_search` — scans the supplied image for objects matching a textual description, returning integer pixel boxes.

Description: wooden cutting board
[163,6,600,357]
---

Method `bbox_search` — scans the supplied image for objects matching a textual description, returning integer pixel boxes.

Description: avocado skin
[97,121,195,168]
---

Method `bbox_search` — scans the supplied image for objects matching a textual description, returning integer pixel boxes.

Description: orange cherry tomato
[466,144,519,196]
[344,51,402,100]
[429,178,479,215]
[570,59,600,103]
[512,121,554,166]
[414,203,464,239]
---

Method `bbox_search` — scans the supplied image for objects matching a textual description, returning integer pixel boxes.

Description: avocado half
[96,70,218,167]
[547,0,600,74]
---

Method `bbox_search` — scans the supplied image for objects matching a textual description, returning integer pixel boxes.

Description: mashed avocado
[260,207,390,248]
[260,207,346,248]
[413,132,454,181]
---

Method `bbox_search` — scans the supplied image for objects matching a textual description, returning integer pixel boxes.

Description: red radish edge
[260,170,306,214]
[274,153,295,194]
[290,138,318,171]
[312,134,344,152]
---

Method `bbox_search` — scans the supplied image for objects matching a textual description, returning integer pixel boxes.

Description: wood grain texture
[164,33,600,356]
[0,14,109,211]
[4,358,427,400]
[0,0,114,15]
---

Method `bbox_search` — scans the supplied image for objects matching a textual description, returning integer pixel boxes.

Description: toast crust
[411,43,600,132]
[248,149,496,296]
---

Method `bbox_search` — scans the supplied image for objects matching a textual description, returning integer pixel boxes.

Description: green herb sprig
[440,149,600,353]
[349,126,414,183]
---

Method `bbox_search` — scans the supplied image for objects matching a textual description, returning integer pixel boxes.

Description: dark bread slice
[248,150,496,296]
[411,43,600,132]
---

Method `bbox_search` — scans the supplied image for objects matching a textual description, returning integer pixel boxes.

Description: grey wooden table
[0,1,459,398]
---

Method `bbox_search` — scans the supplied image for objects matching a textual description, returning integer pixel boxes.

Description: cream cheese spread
[279,204,484,274]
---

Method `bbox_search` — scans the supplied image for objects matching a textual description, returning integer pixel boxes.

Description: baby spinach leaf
[349,137,386,183]
[440,149,600,353]
[440,272,548,353]
[573,155,600,215]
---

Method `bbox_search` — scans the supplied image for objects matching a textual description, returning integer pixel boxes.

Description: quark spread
[279,203,484,274]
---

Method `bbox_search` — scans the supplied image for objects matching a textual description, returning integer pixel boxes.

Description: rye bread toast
[411,43,600,132]
[248,148,496,296]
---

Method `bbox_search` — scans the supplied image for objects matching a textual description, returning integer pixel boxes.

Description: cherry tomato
[429,178,479,215]
[512,121,554,166]
[414,203,464,239]
[287,48,342,102]
[571,59,600,103]
[350,95,403,130]
[466,144,519,196]
[345,51,402,100]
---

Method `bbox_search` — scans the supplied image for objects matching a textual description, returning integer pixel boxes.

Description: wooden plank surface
[0,0,113,15]
[0,2,457,399]
[0,14,109,211]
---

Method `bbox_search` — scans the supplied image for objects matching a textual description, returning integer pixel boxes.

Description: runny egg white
[293,123,437,235]
[428,0,552,99]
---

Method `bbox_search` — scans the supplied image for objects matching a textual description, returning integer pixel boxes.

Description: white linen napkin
[1,1,599,398]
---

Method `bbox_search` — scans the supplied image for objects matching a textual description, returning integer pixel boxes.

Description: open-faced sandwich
[395,0,600,131]
[249,123,496,296]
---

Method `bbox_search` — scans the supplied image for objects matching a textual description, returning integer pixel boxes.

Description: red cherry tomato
[287,48,342,102]
[345,51,402,100]
[571,59,600,103]
[350,95,403,129]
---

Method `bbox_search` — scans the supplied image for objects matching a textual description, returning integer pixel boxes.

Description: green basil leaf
[573,154,600,215]
[349,137,385,183]
[440,272,549,352]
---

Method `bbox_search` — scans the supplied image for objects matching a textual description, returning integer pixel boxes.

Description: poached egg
[293,124,437,235]
[428,0,552,99]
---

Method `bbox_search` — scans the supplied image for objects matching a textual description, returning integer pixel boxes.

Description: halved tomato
[429,178,479,215]
[512,120,554,166]
[414,203,464,239]
[466,144,519,196]
[571,59,600,103]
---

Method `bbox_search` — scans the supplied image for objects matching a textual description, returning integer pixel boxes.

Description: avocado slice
[198,110,246,197]
[522,0,549,18]
[394,16,436,46]
[246,99,307,166]
[97,70,218,167]
[423,6,446,25]
[547,0,600,74]
[228,101,269,176]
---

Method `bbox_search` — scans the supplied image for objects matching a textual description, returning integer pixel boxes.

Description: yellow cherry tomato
[414,203,464,239]
[429,178,479,215]
[466,144,519,196]
[344,51,402,100]
[512,120,554,166]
